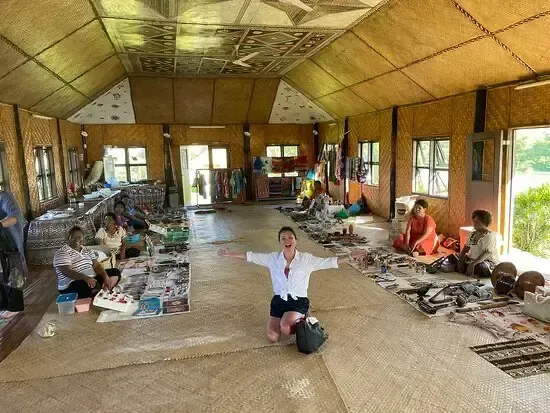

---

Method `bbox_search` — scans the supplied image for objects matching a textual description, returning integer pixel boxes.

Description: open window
[34,146,57,202]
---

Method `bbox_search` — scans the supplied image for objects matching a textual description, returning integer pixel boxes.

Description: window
[358,141,380,186]
[104,146,148,183]
[67,148,81,186]
[0,143,9,191]
[266,145,299,157]
[34,146,57,202]
[413,138,450,197]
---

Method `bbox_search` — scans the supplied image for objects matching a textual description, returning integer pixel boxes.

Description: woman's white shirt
[95,226,126,253]
[246,250,338,300]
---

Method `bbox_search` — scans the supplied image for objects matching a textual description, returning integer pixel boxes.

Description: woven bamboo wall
[86,124,164,181]
[396,93,475,236]
[59,120,83,187]
[249,124,314,167]
[348,110,392,218]
[18,109,66,216]
[318,121,344,147]
[0,103,25,209]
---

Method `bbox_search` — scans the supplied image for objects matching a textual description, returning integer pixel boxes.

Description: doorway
[507,127,550,273]
[180,145,229,206]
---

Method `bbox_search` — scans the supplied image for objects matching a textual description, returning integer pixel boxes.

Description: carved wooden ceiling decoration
[1,0,550,122]
[95,0,386,76]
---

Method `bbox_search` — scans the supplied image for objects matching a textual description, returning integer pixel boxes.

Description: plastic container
[56,293,78,315]
[75,298,92,313]
[125,233,141,243]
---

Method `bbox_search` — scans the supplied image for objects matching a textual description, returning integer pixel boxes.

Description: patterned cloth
[256,175,270,199]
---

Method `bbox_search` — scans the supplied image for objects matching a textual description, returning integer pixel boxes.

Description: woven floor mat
[0,346,347,413]
[317,310,550,413]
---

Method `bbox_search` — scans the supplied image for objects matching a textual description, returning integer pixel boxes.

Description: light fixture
[163,132,171,138]
[81,131,88,137]
[189,125,226,129]
[312,130,319,136]
[514,77,550,90]
[244,131,251,137]
[32,114,53,120]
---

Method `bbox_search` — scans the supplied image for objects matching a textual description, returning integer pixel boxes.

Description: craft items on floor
[471,338,550,378]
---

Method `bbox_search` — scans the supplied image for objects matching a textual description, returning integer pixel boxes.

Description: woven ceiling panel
[173,78,214,125]
[315,88,374,118]
[352,0,484,67]
[0,61,64,108]
[31,86,88,119]
[454,0,550,32]
[496,14,550,74]
[351,71,433,110]
[311,32,394,87]
[402,38,533,98]
[0,0,95,56]
[70,55,126,98]
[0,38,27,79]
[247,78,280,124]
[212,78,255,125]
[130,77,174,123]
[35,21,116,83]
[284,59,344,99]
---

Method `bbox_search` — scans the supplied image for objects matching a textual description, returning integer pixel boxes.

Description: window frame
[412,137,450,198]
[104,146,148,183]
[0,142,9,192]
[265,144,299,158]
[67,147,81,187]
[358,141,380,186]
[34,146,57,203]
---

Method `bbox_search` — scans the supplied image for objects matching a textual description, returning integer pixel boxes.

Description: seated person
[114,201,132,232]
[457,209,500,278]
[121,195,147,230]
[301,180,325,209]
[53,226,120,298]
[95,212,127,259]
[393,199,438,256]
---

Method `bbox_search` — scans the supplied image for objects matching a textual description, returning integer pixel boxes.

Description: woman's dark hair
[472,209,492,227]
[278,226,297,240]
[114,201,126,210]
[414,199,429,209]
[105,212,117,222]
[121,194,130,200]
[68,226,83,238]
[314,180,322,187]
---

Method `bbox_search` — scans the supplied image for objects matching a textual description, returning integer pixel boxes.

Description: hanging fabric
[357,158,367,184]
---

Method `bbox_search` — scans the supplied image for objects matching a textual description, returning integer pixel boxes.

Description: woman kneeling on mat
[218,226,364,343]
[393,199,438,256]
[457,209,500,278]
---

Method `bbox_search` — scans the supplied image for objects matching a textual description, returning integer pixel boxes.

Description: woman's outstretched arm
[218,248,246,260]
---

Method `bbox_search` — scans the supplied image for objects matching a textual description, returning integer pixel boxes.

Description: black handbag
[0,230,24,312]
[295,315,328,354]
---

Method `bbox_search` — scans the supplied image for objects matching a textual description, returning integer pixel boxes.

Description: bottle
[349,224,354,235]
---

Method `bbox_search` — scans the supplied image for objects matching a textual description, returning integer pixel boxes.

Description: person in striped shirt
[53,226,121,298]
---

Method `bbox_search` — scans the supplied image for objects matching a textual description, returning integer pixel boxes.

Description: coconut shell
[515,271,545,299]
[491,262,517,287]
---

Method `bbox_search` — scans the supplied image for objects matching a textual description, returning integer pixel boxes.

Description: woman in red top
[393,199,438,256]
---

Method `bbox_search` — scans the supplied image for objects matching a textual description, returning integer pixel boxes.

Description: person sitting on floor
[393,199,438,256]
[114,201,132,232]
[53,226,120,298]
[121,195,148,230]
[95,212,127,259]
[457,209,500,278]
[218,226,365,343]
[301,180,325,210]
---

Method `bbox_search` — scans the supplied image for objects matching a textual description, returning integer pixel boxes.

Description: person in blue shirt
[0,191,27,317]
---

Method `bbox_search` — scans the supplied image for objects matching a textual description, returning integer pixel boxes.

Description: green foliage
[515,132,550,172]
[512,183,550,258]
